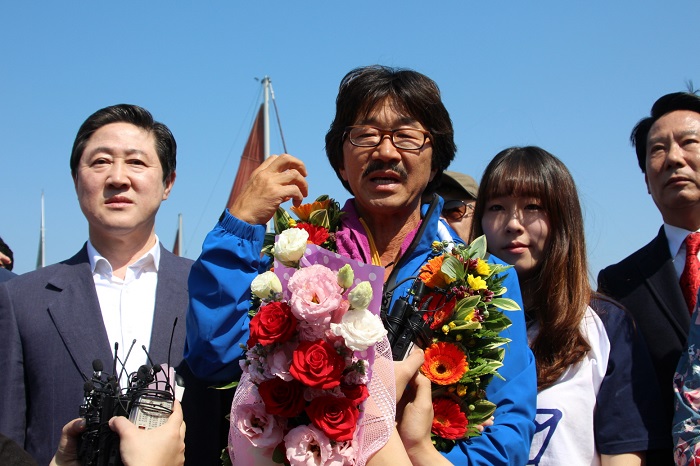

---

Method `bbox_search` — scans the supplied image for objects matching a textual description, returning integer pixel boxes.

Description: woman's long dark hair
[471,146,591,390]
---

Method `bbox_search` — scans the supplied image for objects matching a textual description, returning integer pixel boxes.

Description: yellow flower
[467,274,487,291]
[475,259,490,276]
[464,309,476,322]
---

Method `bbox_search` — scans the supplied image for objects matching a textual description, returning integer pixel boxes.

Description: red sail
[226,105,265,209]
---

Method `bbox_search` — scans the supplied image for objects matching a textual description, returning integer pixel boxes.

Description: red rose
[295,223,329,246]
[290,340,344,389]
[306,395,359,441]
[340,383,369,407]
[420,292,456,330]
[258,378,306,417]
[432,397,468,440]
[248,301,297,347]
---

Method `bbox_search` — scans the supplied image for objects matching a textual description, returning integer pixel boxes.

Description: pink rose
[268,341,294,381]
[235,402,285,449]
[284,425,336,466]
[288,265,343,325]
[333,439,357,465]
[296,321,329,341]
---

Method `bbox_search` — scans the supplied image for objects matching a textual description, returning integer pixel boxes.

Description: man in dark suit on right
[598,92,700,463]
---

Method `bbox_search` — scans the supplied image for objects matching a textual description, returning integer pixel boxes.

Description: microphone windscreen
[92,360,104,372]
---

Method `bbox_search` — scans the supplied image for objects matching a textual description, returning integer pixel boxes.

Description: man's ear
[162,172,176,200]
[429,167,438,183]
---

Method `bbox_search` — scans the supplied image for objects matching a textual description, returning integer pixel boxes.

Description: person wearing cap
[436,170,479,241]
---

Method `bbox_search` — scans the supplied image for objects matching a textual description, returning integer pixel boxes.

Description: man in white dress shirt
[598,91,700,464]
[0,105,226,465]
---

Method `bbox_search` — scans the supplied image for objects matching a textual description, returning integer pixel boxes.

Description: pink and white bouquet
[229,224,395,466]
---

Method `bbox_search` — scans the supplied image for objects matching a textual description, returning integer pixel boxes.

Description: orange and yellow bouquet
[417,236,520,452]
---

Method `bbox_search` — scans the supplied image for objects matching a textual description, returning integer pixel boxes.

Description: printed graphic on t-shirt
[528,408,563,465]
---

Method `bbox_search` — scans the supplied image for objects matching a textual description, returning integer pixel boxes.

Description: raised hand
[228,154,308,225]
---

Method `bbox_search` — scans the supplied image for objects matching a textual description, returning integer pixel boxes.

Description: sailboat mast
[262,76,271,159]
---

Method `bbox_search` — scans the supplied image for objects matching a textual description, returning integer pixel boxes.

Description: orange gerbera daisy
[432,397,468,439]
[419,256,448,289]
[290,200,331,222]
[421,341,468,385]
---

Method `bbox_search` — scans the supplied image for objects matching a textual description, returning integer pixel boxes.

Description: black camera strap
[380,193,440,320]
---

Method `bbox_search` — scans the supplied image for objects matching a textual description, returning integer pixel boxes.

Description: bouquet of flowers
[262,195,344,257]
[416,236,520,452]
[229,199,395,466]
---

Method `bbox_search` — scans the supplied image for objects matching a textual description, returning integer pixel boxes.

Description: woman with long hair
[469,146,665,465]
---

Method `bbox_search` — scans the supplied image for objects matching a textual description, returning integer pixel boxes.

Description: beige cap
[440,171,479,200]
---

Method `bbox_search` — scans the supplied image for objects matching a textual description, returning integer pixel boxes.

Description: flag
[172,213,183,256]
[36,191,45,269]
[226,104,265,209]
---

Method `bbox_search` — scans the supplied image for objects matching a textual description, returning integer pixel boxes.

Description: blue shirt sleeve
[445,256,537,465]
[184,210,267,382]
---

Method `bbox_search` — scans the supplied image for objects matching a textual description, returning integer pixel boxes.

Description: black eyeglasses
[344,125,431,151]
[442,200,474,221]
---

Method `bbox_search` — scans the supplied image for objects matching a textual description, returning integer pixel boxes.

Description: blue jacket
[185,197,537,466]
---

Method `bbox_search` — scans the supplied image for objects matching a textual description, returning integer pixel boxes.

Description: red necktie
[680,232,700,314]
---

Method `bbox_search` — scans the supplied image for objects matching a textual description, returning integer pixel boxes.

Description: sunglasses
[442,200,474,221]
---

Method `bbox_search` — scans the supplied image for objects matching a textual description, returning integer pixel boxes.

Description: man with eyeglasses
[435,170,479,241]
[184,65,536,465]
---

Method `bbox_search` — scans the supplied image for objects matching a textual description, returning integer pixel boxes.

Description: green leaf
[272,445,287,464]
[441,255,465,282]
[468,235,488,258]
[211,381,239,390]
[468,399,497,425]
[455,295,481,319]
[220,447,233,466]
[308,209,330,229]
[488,263,513,277]
[489,297,521,311]
[482,313,512,332]
[273,207,293,233]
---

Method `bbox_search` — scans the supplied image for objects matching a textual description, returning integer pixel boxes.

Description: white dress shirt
[87,237,160,379]
[664,224,700,279]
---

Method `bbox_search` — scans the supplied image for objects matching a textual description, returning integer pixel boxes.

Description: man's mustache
[362,161,408,180]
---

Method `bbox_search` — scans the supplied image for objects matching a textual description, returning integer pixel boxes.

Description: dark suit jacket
[0,268,16,283]
[598,226,688,463]
[0,244,231,465]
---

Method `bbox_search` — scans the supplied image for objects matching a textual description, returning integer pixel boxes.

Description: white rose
[274,228,309,264]
[250,271,283,299]
[348,281,372,310]
[331,308,388,351]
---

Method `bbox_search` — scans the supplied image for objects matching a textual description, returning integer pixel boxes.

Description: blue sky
[2,2,699,280]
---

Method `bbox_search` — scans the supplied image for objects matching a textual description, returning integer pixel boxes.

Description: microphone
[112,342,119,377]
[167,318,178,370]
[92,360,104,378]
[141,345,172,393]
